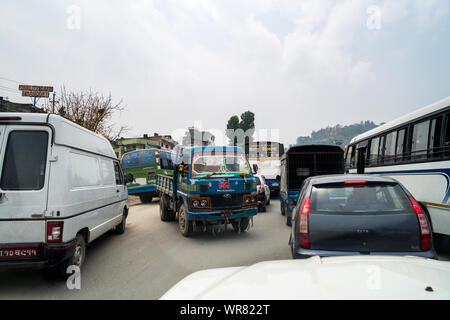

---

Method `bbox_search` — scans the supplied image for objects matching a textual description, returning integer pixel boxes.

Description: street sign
[18,85,54,92]
[21,90,50,98]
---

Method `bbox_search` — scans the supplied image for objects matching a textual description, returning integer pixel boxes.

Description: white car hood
[161,256,450,300]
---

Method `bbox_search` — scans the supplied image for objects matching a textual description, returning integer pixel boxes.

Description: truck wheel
[56,234,86,278]
[139,195,153,203]
[178,205,193,237]
[160,195,173,222]
[232,217,250,232]
[114,209,127,234]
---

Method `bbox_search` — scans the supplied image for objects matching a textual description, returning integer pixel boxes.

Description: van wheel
[56,234,86,278]
[232,217,250,232]
[114,210,127,234]
[178,205,193,237]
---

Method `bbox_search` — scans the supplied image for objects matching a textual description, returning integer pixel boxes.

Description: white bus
[345,97,450,251]
[245,141,285,196]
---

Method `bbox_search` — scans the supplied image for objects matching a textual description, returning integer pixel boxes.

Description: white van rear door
[0,126,52,243]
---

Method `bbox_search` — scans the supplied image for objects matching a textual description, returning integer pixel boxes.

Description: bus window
[379,135,386,163]
[444,114,450,157]
[411,120,430,160]
[396,129,405,161]
[384,131,397,164]
[369,137,379,166]
[345,145,353,168]
[429,116,442,158]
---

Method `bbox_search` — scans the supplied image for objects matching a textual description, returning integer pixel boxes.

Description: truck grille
[210,193,244,210]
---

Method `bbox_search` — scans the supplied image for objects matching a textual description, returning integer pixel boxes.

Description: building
[0,97,46,113]
[112,133,177,158]
[182,127,215,147]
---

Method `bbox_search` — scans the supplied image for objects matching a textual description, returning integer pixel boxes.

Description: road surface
[0,198,448,299]
[0,199,292,299]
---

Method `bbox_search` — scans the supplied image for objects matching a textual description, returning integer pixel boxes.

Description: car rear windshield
[310,182,411,214]
[0,131,48,190]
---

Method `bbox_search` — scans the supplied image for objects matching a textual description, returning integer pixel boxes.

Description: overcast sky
[0,0,449,145]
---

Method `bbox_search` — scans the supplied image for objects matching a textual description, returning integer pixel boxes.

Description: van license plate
[0,248,38,259]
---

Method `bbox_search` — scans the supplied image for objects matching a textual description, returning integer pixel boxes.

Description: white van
[0,113,129,275]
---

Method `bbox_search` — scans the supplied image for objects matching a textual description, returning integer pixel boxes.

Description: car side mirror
[126,173,134,184]
[253,164,258,174]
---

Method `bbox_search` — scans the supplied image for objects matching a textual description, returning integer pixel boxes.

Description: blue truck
[156,146,259,237]
[280,145,344,226]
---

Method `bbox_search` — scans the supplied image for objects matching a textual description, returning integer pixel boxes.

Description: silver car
[255,175,270,212]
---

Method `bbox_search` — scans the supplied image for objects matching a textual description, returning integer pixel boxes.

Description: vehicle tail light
[298,196,311,249]
[344,180,367,184]
[47,221,64,243]
[408,195,432,251]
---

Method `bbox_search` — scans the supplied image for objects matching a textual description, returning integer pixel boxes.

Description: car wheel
[178,205,193,237]
[232,217,250,232]
[114,209,127,234]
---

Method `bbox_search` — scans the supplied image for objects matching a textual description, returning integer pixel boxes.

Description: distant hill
[294,121,379,147]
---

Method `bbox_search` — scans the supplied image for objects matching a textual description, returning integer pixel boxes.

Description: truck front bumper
[187,208,258,221]
[0,240,77,270]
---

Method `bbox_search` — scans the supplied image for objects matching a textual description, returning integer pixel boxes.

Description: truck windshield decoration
[192,152,251,178]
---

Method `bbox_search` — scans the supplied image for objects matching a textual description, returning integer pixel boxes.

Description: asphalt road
[0,199,292,299]
[0,198,449,300]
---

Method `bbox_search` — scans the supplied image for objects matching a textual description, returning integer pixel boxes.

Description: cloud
[0,0,448,145]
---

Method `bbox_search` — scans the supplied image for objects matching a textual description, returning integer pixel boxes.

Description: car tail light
[408,195,432,251]
[47,221,64,243]
[298,196,311,249]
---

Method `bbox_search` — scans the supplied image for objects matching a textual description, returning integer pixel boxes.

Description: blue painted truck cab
[157,146,259,236]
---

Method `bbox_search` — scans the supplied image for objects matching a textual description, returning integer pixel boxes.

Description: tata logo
[223,194,232,199]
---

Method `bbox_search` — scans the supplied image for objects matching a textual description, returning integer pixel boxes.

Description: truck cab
[157,146,258,236]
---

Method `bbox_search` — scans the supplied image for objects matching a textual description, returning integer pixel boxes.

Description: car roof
[308,174,398,185]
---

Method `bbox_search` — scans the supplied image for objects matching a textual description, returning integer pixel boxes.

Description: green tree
[225,111,255,146]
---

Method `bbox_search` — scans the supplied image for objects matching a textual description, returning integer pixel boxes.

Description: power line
[0,85,19,93]
[0,76,21,84]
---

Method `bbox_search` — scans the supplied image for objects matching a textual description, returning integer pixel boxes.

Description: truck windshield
[191,152,251,178]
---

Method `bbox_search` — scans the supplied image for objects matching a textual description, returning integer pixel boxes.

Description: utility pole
[51,92,59,113]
